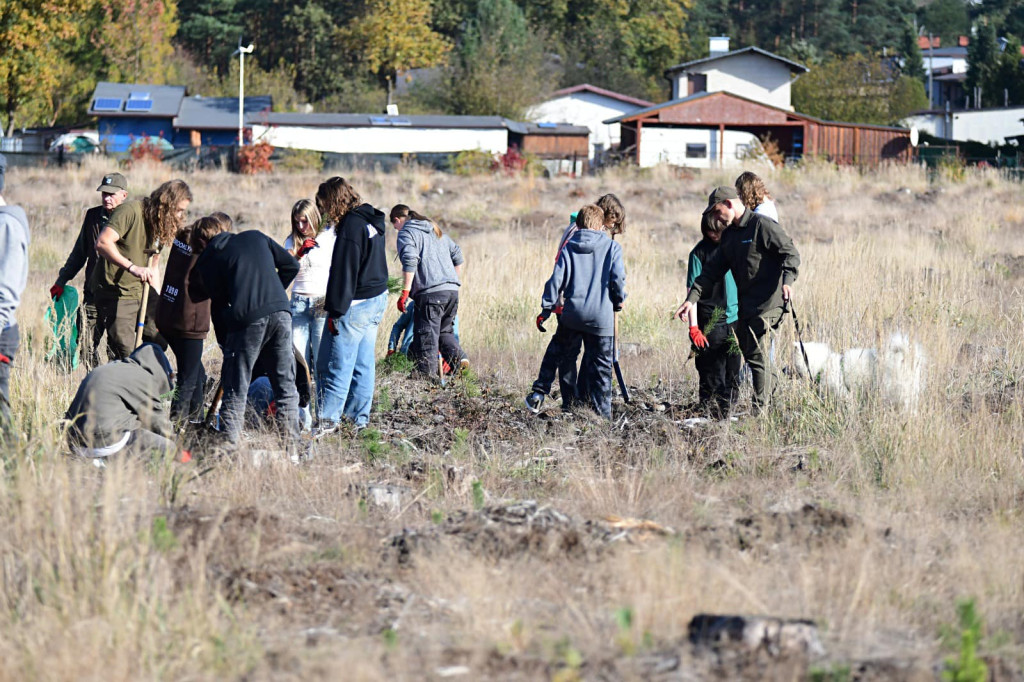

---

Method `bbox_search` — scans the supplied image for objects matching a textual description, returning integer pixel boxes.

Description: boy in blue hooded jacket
[529,204,626,419]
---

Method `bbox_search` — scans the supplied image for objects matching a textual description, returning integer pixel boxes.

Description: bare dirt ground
[2,159,1024,680]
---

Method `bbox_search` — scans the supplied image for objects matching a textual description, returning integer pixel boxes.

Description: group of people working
[526,171,798,420]
[0,150,799,463]
[32,168,468,461]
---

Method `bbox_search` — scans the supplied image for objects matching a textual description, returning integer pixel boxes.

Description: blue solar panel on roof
[391,118,411,126]
[93,98,123,112]
[124,99,154,112]
[128,92,151,100]
[369,116,390,125]
[537,122,558,128]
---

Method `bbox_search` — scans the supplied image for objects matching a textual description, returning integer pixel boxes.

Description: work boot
[525,391,545,414]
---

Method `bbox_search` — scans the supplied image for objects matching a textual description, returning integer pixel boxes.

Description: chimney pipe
[709,36,730,57]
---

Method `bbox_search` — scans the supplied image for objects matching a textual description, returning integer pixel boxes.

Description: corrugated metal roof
[174,96,273,130]
[88,82,186,117]
[258,113,511,129]
[665,46,809,76]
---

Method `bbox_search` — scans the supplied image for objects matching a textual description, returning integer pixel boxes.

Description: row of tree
[1,0,1022,137]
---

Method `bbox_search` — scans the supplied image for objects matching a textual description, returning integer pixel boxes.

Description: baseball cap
[97,172,128,194]
[702,185,738,215]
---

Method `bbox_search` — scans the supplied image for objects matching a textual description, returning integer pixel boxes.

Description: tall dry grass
[0,157,1023,678]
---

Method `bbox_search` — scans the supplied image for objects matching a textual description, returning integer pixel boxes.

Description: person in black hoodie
[314,177,389,435]
[189,229,301,450]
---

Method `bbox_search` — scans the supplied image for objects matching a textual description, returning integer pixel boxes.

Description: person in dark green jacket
[686,212,741,416]
[676,185,800,413]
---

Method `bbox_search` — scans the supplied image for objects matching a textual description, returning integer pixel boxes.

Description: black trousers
[693,320,741,415]
[409,289,465,376]
[533,325,613,419]
[531,318,581,403]
[166,335,207,422]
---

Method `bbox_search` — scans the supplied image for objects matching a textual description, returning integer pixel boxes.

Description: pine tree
[966,21,999,107]
[900,22,926,81]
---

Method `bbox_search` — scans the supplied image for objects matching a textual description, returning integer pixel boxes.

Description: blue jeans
[316,291,388,427]
[290,294,327,369]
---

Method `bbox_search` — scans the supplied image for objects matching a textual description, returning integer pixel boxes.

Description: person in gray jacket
[64,343,179,460]
[532,204,626,419]
[392,206,468,377]
[0,153,30,438]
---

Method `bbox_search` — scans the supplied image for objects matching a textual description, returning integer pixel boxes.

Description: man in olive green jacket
[676,185,800,413]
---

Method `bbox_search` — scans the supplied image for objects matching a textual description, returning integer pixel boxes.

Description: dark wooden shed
[605,91,912,166]
[507,122,591,173]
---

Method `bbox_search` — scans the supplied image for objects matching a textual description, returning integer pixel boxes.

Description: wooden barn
[507,121,591,175]
[605,90,913,168]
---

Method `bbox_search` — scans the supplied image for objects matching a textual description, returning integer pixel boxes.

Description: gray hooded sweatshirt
[0,205,30,330]
[542,228,626,337]
[65,343,175,448]
[396,218,464,298]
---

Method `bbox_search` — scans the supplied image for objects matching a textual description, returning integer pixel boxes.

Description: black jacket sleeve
[268,237,300,289]
[56,213,93,285]
[188,252,212,303]
[324,222,363,318]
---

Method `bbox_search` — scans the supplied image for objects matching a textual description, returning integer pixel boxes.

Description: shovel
[614,311,630,404]
[786,298,812,381]
[133,248,159,350]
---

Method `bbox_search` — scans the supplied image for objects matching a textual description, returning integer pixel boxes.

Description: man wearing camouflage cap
[51,172,129,367]
[675,184,800,414]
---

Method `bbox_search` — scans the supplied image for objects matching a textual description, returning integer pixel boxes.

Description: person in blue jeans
[314,178,389,435]
[283,199,332,429]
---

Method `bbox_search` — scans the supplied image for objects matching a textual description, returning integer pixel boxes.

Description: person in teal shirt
[685,212,741,416]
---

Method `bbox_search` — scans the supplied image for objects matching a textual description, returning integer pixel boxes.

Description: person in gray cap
[51,172,129,367]
[675,184,800,414]
[0,153,31,439]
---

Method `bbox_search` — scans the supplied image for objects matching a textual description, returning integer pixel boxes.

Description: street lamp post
[233,42,254,147]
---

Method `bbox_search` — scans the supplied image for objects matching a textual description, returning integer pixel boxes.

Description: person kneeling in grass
[530,204,626,419]
[64,343,183,462]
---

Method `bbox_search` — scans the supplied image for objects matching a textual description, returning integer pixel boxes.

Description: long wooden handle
[133,252,158,349]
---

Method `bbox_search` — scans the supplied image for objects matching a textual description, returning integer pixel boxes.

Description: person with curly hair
[91,179,192,360]
[735,171,778,221]
[314,177,389,436]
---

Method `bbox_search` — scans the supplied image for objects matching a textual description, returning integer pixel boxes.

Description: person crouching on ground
[314,178,389,436]
[155,216,229,423]
[675,186,799,414]
[533,204,626,419]
[64,343,182,461]
[90,179,192,360]
[189,228,301,452]
[686,213,741,417]
[394,206,468,378]
[526,194,625,413]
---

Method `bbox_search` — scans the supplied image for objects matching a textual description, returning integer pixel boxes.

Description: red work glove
[296,238,318,259]
[397,290,410,313]
[386,349,396,357]
[0,353,10,364]
[327,317,339,336]
[50,284,64,299]
[554,304,564,316]
[179,450,192,464]
[689,326,709,350]
[536,309,552,332]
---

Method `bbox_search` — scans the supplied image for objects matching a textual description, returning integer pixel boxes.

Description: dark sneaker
[525,391,545,414]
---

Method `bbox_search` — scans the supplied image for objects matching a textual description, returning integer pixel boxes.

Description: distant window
[686,143,707,158]
[735,143,751,159]
[687,73,707,96]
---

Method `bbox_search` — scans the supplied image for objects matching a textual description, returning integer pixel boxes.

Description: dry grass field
[1,156,1023,680]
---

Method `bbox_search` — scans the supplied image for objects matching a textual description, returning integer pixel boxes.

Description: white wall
[638,126,760,168]
[526,92,642,159]
[904,108,1024,144]
[671,54,795,110]
[250,125,508,155]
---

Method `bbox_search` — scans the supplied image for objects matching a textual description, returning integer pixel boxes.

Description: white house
[904,106,1024,145]
[525,84,652,159]
[251,113,510,156]
[664,39,809,111]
